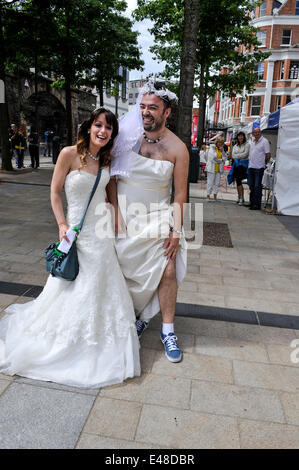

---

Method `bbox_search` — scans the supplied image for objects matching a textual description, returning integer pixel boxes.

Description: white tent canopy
[275,99,299,216]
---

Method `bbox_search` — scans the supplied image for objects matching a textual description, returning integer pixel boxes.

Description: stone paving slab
[100,374,192,410]
[14,376,99,396]
[280,392,299,426]
[238,419,299,449]
[135,404,240,449]
[83,397,142,441]
[76,433,161,449]
[194,335,269,363]
[233,360,299,393]
[0,379,11,396]
[0,382,95,449]
[151,350,234,385]
[190,380,285,423]
[0,167,299,449]
[228,322,297,345]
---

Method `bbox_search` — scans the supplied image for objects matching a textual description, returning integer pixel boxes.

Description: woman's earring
[87,130,90,134]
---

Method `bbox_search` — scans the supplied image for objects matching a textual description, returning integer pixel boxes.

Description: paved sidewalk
[0,162,298,449]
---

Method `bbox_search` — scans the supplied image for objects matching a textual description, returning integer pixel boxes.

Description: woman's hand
[58,222,70,242]
[114,210,127,235]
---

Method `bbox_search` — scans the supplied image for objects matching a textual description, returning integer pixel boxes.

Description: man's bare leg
[158,259,182,362]
[158,259,177,324]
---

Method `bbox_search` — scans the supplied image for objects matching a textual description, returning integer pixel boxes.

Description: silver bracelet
[170,227,183,237]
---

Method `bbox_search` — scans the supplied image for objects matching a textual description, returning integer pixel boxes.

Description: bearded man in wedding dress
[107,81,189,363]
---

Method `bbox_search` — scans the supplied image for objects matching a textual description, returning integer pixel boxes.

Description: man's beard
[143,115,165,132]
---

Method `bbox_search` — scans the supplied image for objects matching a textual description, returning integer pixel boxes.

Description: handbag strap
[76,164,102,232]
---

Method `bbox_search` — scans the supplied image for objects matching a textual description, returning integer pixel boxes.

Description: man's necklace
[86,149,100,161]
[143,133,163,144]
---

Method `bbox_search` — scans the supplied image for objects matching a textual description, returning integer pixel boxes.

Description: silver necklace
[86,149,100,161]
[143,132,163,144]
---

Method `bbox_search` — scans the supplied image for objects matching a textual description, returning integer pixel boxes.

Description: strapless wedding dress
[0,168,140,388]
[115,151,187,322]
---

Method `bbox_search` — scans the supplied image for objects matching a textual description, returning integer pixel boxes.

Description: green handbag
[44,165,102,281]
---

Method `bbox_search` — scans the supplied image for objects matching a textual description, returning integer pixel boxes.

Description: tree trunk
[0,8,12,171]
[115,94,119,118]
[34,52,39,133]
[176,0,200,202]
[98,75,104,107]
[176,0,200,150]
[65,77,73,145]
[65,3,73,145]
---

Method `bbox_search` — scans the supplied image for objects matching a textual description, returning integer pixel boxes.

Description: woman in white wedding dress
[0,108,140,388]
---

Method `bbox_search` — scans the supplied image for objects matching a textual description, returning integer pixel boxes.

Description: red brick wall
[280,0,296,15]
[271,25,299,48]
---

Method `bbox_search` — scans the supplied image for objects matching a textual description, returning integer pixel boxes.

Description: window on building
[280,61,285,80]
[238,98,243,117]
[260,2,267,16]
[273,0,282,10]
[251,96,261,116]
[281,29,292,46]
[257,30,267,47]
[289,62,299,79]
[276,96,281,110]
[256,63,265,80]
[286,95,292,104]
[296,1,299,15]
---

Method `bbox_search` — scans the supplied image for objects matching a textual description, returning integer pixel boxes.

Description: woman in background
[206,137,226,201]
[230,131,250,205]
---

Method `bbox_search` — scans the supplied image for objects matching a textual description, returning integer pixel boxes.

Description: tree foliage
[134,0,270,95]
[2,0,143,147]
[134,0,270,146]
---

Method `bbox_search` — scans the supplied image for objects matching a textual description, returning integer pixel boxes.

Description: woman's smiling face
[89,113,113,150]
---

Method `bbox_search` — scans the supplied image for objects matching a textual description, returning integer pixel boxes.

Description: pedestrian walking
[206,137,226,201]
[28,126,40,168]
[248,127,271,210]
[199,144,208,180]
[229,131,250,205]
[9,124,18,165]
[44,128,54,157]
[52,134,61,164]
[11,125,26,169]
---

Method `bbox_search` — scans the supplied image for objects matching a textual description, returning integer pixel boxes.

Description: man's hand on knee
[163,232,179,260]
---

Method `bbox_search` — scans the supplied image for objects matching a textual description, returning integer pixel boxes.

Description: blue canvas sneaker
[135,319,148,338]
[160,331,182,363]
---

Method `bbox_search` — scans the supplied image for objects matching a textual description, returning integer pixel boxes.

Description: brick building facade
[209,0,299,137]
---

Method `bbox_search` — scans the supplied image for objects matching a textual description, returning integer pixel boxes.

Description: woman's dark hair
[76,108,119,168]
[236,131,246,146]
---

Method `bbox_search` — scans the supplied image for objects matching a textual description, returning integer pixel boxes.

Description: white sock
[162,323,174,336]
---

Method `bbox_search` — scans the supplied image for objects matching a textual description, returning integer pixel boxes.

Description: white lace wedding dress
[0,168,140,388]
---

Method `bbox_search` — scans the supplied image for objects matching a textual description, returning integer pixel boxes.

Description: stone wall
[6,72,97,144]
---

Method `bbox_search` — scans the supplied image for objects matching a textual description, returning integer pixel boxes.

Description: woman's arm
[50,147,72,241]
[106,177,126,233]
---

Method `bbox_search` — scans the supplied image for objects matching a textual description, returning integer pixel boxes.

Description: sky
[125,0,166,80]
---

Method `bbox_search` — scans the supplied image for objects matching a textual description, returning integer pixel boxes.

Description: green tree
[82,2,143,109]
[2,0,143,150]
[134,0,270,147]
